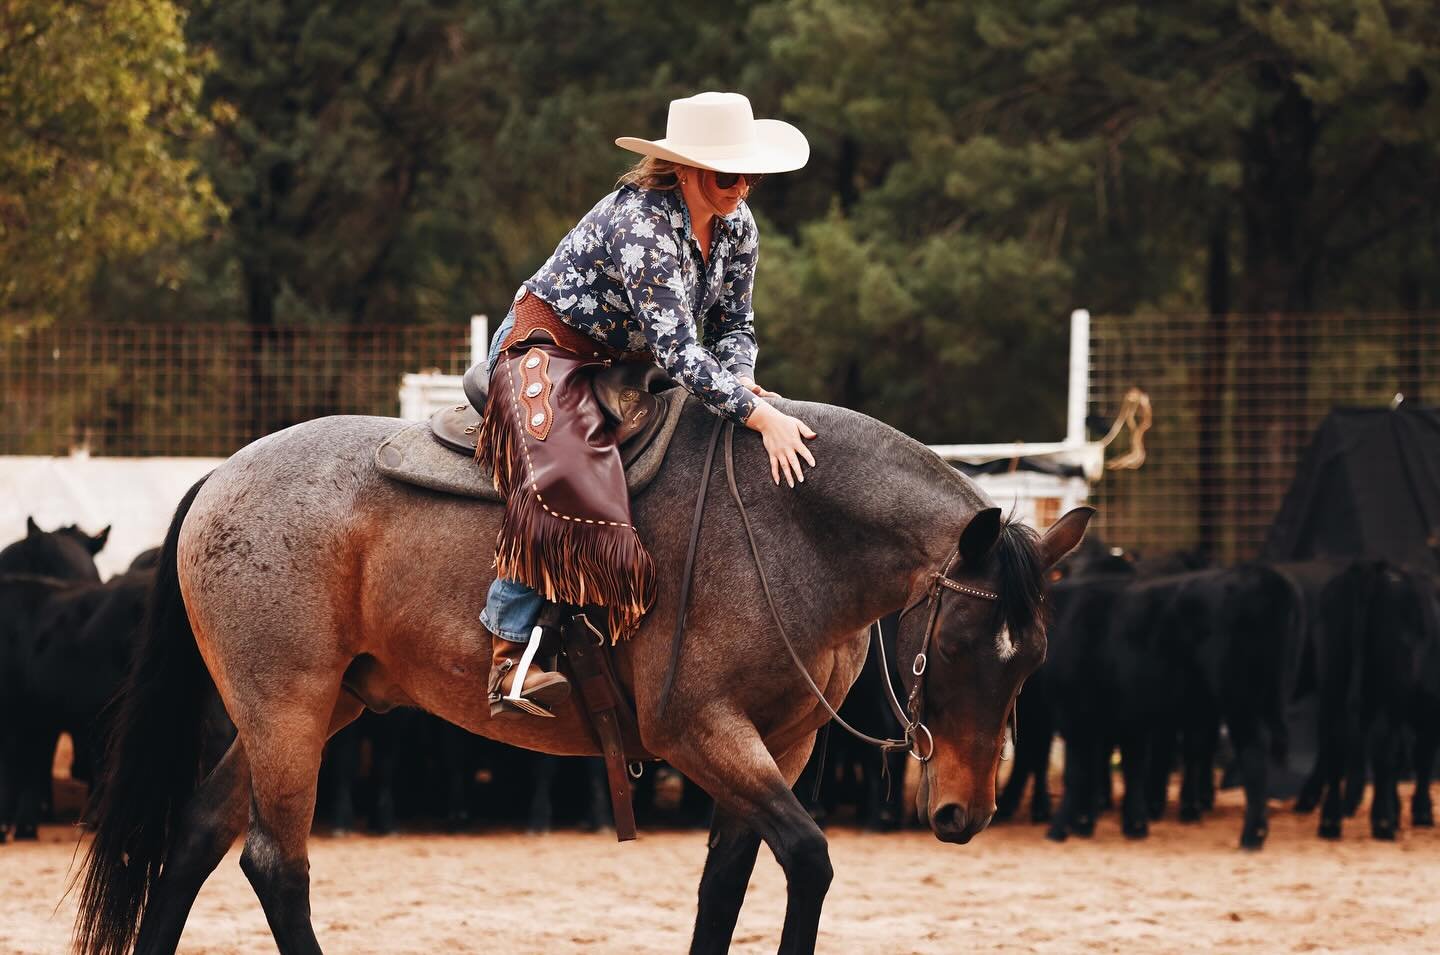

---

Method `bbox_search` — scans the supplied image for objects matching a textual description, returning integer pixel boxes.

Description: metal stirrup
[505,624,547,702]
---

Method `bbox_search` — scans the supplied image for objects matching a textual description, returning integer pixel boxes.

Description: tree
[0,0,218,326]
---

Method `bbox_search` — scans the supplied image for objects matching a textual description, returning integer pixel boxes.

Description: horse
[0,517,109,581]
[72,400,1092,955]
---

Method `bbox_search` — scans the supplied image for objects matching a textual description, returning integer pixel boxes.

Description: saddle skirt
[375,381,691,503]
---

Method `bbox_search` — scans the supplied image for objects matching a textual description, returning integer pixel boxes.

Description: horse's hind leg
[134,696,363,954]
[239,693,358,955]
[133,739,251,954]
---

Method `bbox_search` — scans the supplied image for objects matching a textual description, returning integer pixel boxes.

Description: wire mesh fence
[0,323,474,457]
[1088,313,1440,565]
[5,314,1437,564]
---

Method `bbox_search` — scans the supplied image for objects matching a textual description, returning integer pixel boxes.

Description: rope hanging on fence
[1101,387,1152,471]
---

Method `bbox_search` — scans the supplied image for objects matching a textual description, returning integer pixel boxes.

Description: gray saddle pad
[375,388,693,501]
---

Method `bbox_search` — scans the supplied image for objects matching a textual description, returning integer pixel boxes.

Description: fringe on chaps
[477,342,655,640]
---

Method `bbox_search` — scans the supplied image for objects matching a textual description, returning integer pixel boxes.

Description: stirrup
[489,625,562,719]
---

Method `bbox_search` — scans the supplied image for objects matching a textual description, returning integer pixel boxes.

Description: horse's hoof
[1371,822,1397,841]
[1412,804,1434,828]
[1179,805,1201,823]
[1123,824,1149,840]
[1319,819,1342,840]
[1044,826,1068,843]
[993,806,1016,823]
[14,826,37,841]
[1293,797,1317,814]
[1030,805,1052,825]
[1072,818,1096,838]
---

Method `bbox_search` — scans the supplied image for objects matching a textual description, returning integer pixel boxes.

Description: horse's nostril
[934,803,967,834]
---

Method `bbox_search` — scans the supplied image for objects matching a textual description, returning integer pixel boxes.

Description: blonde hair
[616,156,685,191]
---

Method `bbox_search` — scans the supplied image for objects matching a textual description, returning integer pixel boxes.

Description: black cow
[0,518,107,581]
[1046,564,1295,848]
[0,569,150,840]
[1301,562,1439,839]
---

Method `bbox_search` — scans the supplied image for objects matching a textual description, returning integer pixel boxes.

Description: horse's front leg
[678,731,827,955]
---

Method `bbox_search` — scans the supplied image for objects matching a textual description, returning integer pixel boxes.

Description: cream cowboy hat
[615,92,809,175]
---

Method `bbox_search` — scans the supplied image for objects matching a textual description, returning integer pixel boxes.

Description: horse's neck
[755,402,976,634]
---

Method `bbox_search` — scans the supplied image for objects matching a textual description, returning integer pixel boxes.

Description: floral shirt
[524,185,760,424]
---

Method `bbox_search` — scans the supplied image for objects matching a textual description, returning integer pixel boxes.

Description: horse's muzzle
[931,802,994,844]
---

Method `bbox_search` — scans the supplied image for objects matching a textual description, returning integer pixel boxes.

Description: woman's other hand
[738,376,782,398]
[745,401,817,488]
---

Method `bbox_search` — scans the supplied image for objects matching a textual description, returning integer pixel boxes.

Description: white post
[1066,308,1090,446]
[470,314,489,368]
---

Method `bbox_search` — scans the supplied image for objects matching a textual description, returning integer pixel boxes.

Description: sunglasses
[711,171,764,190]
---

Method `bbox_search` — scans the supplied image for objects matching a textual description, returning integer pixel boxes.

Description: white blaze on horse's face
[995,625,1017,662]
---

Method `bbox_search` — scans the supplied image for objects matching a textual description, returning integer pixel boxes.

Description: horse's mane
[990,516,1047,642]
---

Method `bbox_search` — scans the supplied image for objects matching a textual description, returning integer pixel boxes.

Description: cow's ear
[1039,507,1096,569]
[88,525,111,554]
[959,507,1002,567]
[26,516,41,537]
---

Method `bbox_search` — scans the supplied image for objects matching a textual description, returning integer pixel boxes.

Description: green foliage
[0,0,219,325]
[5,0,1440,440]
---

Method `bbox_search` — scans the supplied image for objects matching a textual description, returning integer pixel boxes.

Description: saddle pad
[375,387,693,502]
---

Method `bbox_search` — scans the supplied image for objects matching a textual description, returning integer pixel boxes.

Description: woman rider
[478,91,817,718]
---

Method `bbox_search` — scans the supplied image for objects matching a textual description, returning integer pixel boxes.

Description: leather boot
[488,624,570,719]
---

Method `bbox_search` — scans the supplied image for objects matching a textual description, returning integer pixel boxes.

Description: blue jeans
[480,303,545,644]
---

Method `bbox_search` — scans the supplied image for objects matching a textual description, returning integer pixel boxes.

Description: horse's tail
[72,474,216,955]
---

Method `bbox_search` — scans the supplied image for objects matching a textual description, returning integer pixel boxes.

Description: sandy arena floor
[4,784,1437,954]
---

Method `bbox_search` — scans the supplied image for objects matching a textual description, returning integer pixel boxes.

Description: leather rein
[658,419,1007,764]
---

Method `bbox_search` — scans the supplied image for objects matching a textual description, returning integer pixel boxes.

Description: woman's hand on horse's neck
[727,404,977,631]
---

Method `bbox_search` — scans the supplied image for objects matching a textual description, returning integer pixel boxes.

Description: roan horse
[73,398,1092,955]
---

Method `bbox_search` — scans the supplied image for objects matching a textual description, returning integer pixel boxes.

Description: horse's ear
[1039,506,1096,570]
[26,516,40,537]
[958,507,1002,567]
[88,525,111,553]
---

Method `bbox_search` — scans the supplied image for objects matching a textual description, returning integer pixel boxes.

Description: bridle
[657,419,1012,765]
[888,544,1007,762]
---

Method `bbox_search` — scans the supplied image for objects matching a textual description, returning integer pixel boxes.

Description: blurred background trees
[3,0,1437,442]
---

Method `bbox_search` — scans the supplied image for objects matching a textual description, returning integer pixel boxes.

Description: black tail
[72,475,216,955]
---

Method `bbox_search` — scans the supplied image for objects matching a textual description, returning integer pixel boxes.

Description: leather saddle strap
[562,615,639,842]
[656,414,727,717]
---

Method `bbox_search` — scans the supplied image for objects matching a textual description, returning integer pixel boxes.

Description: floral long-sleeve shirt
[523,184,760,424]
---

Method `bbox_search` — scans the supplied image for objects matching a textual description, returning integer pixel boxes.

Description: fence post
[470,314,489,368]
[1067,308,1090,446]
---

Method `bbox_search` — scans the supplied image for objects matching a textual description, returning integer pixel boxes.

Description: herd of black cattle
[2,519,1437,850]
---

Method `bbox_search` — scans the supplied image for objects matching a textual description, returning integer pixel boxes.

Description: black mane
[991,517,1047,642]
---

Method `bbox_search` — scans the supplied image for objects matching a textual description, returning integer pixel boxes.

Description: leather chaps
[475,289,657,640]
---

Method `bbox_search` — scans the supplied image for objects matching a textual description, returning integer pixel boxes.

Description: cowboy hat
[615,91,809,175]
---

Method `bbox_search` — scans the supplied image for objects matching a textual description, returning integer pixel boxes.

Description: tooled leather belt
[501,287,654,364]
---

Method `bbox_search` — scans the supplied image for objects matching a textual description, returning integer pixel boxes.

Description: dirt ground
[4,782,1437,955]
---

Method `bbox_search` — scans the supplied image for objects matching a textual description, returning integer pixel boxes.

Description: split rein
[657,418,1006,765]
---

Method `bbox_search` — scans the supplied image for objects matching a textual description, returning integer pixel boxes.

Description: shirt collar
[664,187,745,240]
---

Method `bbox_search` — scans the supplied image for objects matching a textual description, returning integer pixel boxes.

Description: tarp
[1263,405,1440,574]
